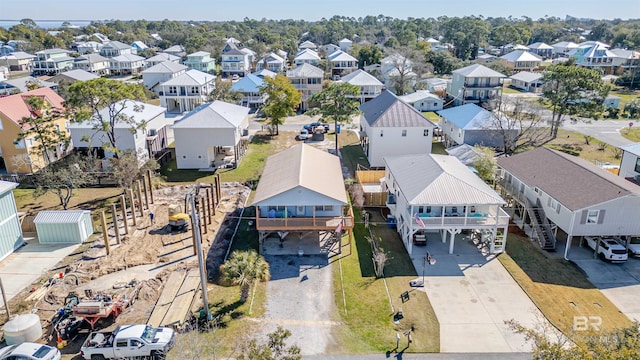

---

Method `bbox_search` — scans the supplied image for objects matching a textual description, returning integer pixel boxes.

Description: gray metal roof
[68,100,166,129]
[104,41,132,50]
[497,147,640,210]
[36,48,69,55]
[251,144,347,205]
[453,64,506,78]
[111,54,145,62]
[146,53,181,63]
[398,90,441,104]
[527,42,553,50]
[53,69,99,81]
[445,144,481,166]
[34,210,90,224]
[172,100,249,129]
[509,71,543,83]
[0,180,18,195]
[385,154,505,205]
[75,53,109,64]
[361,90,436,128]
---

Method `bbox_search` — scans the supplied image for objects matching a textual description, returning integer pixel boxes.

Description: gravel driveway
[259,255,338,355]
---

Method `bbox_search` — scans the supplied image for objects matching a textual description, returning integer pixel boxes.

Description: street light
[422,251,436,286]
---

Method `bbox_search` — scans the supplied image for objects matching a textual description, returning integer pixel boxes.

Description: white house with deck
[359,90,436,167]
[384,154,509,255]
[67,100,169,164]
[286,63,324,111]
[497,147,640,258]
[172,101,249,169]
[142,61,188,93]
[251,144,354,248]
[340,69,384,103]
[398,90,443,111]
[448,64,506,105]
[159,69,215,113]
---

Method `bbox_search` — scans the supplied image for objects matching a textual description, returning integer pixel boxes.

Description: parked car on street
[298,129,309,140]
[303,122,330,133]
[584,236,628,263]
[0,343,61,360]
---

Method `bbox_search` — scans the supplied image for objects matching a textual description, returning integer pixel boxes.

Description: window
[269,206,285,211]
[401,129,407,137]
[191,86,199,94]
[116,340,128,347]
[423,129,429,137]
[14,139,25,149]
[315,205,334,212]
[587,210,599,224]
[635,158,640,173]
[169,86,177,94]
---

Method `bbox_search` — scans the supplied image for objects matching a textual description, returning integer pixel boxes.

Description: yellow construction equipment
[168,204,190,231]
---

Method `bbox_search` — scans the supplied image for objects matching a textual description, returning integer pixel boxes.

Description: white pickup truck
[80,324,175,360]
[584,236,628,263]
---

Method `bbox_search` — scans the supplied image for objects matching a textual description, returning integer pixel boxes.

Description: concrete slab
[410,233,546,353]
[0,237,80,307]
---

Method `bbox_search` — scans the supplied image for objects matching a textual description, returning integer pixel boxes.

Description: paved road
[503,93,635,148]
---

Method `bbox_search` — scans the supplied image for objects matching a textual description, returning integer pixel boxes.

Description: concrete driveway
[568,243,640,322]
[260,255,339,355]
[410,232,548,353]
[0,235,80,307]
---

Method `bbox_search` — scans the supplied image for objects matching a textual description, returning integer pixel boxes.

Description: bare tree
[384,46,424,95]
[486,96,550,155]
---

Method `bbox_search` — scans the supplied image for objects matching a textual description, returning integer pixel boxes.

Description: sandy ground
[5,182,250,359]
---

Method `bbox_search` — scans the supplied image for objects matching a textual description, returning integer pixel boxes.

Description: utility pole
[189,190,211,326]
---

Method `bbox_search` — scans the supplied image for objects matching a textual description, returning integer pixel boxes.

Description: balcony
[413,207,510,228]
[255,207,354,231]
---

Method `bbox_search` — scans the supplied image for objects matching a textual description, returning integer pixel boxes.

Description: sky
[1,0,639,21]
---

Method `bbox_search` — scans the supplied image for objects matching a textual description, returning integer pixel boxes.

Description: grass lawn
[170,281,267,359]
[543,128,622,164]
[14,187,123,216]
[421,112,440,122]
[609,87,639,113]
[498,233,632,334]
[431,142,448,155]
[502,85,524,95]
[332,208,439,353]
[338,130,370,176]
[620,127,640,142]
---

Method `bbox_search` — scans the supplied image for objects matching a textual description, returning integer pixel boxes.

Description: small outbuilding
[34,210,94,244]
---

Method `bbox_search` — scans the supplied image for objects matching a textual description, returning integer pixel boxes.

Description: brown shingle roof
[497,147,640,210]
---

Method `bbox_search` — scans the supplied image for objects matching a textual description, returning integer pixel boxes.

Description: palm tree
[220,250,270,302]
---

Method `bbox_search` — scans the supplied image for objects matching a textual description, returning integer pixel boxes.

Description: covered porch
[255,206,354,232]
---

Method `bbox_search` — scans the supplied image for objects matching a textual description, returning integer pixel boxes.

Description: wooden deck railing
[255,207,354,231]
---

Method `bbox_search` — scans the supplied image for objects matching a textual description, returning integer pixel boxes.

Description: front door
[296,206,305,216]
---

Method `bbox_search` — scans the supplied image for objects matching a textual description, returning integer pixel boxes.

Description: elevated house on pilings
[251,144,354,255]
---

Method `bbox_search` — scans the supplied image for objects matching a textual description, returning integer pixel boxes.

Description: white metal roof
[0,181,18,195]
[172,100,249,129]
[146,53,180,63]
[55,69,99,81]
[328,50,357,62]
[34,210,90,224]
[251,144,347,206]
[621,142,640,157]
[453,64,506,78]
[286,63,324,78]
[188,51,210,57]
[500,50,542,62]
[398,90,441,104]
[160,69,215,86]
[340,69,383,87]
[142,61,187,74]
[67,100,166,129]
[111,54,145,62]
[385,154,505,205]
[527,42,553,50]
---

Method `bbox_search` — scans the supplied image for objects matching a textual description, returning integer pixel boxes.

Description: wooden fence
[355,170,387,207]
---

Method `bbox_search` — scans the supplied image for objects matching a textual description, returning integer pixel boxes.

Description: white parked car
[618,236,640,257]
[584,236,628,263]
[298,129,309,140]
[0,343,61,360]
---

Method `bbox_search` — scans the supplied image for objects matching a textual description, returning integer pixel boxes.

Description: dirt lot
[3,182,250,359]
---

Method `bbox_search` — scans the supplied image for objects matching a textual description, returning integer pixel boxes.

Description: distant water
[0,20,93,29]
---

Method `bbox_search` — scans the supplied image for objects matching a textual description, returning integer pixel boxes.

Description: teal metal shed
[34,210,94,244]
[0,181,23,261]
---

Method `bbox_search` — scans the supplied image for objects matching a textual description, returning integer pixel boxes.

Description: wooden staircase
[525,198,556,251]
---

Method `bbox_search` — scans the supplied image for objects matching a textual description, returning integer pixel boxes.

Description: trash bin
[336,123,341,134]
[387,215,396,229]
